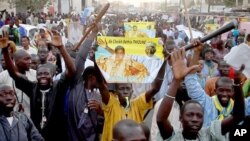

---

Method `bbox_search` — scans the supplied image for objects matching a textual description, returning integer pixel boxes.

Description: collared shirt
[151,99,181,141]
[164,120,226,141]
[0,69,37,117]
[101,93,153,141]
[20,46,38,55]
[0,112,44,141]
[185,74,250,127]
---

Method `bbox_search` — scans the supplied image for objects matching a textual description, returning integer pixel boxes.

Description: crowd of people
[0,7,250,141]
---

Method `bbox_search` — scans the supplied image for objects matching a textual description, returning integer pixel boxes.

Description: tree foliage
[223,0,243,7]
[14,0,49,12]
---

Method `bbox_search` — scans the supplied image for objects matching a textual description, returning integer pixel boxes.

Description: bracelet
[165,94,175,99]
[233,83,243,87]
[156,77,163,81]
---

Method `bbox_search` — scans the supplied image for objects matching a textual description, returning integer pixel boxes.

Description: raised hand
[0,31,9,48]
[50,30,63,48]
[191,39,203,53]
[171,48,199,80]
[97,38,108,48]
[234,64,245,84]
[88,99,103,114]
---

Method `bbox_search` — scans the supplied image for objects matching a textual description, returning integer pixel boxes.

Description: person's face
[164,45,175,59]
[115,49,125,61]
[174,32,179,38]
[37,41,47,48]
[204,51,214,61]
[133,26,137,31]
[16,54,32,71]
[1,58,6,70]
[37,67,52,89]
[197,60,204,73]
[15,20,19,26]
[21,38,29,48]
[87,75,97,89]
[215,82,233,107]
[40,30,46,38]
[38,48,49,62]
[0,86,16,112]
[116,83,133,102]
[181,103,203,135]
[145,46,155,56]
[9,21,14,27]
[218,62,230,76]
[31,57,40,70]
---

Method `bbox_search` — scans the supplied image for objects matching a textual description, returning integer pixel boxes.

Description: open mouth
[221,96,228,102]
[39,79,48,85]
[6,103,14,107]
[190,125,200,131]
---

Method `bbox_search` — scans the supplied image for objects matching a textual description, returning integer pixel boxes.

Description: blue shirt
[185,74,250,127]
[18,26,27,37]
[0,21,4,28]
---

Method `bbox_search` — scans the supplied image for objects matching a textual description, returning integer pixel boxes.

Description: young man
[0,84,44,141]
[66,26,103,141]
[98,58,166,141]
[0,49,36,116]
[37,46,56,76]
[205,60,230,96]
[201,47,219,79]
[2,32,76,141]
[182,44,238,127]
[30,54,40,70]
[20,36,37,55]
[112,119,147,141]
[157,48,245,141]
[7,20,19,46]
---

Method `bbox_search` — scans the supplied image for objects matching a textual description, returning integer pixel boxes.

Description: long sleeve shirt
[185,74,250,127]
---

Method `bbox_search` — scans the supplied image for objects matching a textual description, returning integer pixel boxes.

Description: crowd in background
[0,7,250,141]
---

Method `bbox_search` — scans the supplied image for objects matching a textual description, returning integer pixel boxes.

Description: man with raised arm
[157,48,245,141]
[1,31,76,141]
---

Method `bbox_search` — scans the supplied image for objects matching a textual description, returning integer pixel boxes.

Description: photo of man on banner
[95,37,163,83]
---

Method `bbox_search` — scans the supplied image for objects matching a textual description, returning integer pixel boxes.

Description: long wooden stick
[183,0,193,40]
[73,3,110,51]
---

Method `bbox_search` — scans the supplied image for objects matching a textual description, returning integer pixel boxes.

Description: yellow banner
[204,24,220,34]
[95,37,164,83]
[124,22,156,38]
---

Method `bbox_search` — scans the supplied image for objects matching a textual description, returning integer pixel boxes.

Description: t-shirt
[101,93,153,141]
[164,120,226,141]
[20,46,38,55]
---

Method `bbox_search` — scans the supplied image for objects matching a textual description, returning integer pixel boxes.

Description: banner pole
[183,0,193,40]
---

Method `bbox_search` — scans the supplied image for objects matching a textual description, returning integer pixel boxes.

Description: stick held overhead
[184,20,238,51]
[73,3,110,51]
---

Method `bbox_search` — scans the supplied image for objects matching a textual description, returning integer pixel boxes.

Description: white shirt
[0,69,37,117]
[174,37,184,47]
[6,116,14,126]
[20,46,38,55]
[151,99,181,141]
[163,29,174,38]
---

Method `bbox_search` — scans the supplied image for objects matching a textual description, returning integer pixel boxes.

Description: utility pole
[58,0,61,14]
[236,0,238,6]
[200,0,202,12]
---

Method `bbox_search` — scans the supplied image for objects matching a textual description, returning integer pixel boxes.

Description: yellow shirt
[101,93,153,141]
